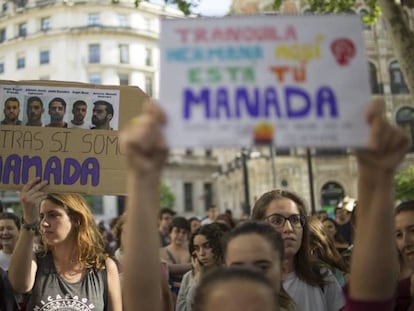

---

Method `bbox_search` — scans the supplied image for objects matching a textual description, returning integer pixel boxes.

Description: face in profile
[4,99,20,121]
[395,211,414,266]
[27,100,44,123]
[72,103,87,123]
[49,101,65,122]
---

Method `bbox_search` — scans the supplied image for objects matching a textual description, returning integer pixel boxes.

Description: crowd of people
[0,98,412,310]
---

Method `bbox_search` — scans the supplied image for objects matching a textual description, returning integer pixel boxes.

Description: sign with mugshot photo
[0,80,148,195]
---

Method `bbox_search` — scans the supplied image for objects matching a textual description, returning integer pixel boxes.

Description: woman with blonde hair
[9,184,122,310]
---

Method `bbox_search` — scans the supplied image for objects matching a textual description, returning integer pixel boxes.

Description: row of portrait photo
[0,96,118,130]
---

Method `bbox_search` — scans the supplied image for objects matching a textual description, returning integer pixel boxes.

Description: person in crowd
[9,188,122,310]
[0,267,19,311]
[308,217,348,287]
[225,221,297,310]
[1,97,22,125]
[176,223,225,311]
[121,99,409,311]
[160,216,192,296]
[215,213,236,229]
[91,100,114,130]
[159,207,176,246]
[46,97,68,127]
[251,189,345,311]
[193,266,279,311]
[188,217,201,234]
[315,210,328,222]
[0,213,20,271]
[322,218,350,254]
[69,100,90,129]
[334,203,354,245]
[201,205,218,225]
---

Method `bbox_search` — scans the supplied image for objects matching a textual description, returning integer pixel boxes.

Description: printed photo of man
[1,97,22,125]
[69,100,90,129]
[26,96,45,126]
[91,100,114,130]
[46,97,68,128]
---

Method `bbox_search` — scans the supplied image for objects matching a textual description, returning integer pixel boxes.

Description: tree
[395,165,414,200]
[134,0,200,15]
[160,182,176,208]
[298,0,414,99]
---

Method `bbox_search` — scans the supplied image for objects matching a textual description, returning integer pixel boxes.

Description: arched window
[396,107,414,152]
[389,61,409,94]
[369,62,381,94]
[359,9,371,30]
[320,182,345,210]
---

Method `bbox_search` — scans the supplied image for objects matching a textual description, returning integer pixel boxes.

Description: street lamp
[241,148,251,216]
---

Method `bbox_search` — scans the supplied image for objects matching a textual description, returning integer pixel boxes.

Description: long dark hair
[252,189,326,288]
[189,223,225,265]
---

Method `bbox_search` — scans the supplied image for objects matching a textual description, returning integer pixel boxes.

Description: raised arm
[9,178,47,293]
[350,100,409,301]
[121,103,168,311]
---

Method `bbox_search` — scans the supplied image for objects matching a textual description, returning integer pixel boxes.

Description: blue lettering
[80,158,100,186]
[316,87,338,117]
[264,87,281,117]
[3,154,21,184]
[285,87,311,118]
[235,88,259,117]
[44,156,62,184]
[22,156,42,183]
[183,88,211,119]
[63,158,81,185]
[215,88,231,118]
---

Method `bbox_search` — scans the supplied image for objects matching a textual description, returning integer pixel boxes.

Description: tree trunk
[378,0,414,98]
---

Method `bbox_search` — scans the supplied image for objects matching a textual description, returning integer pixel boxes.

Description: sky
[192,0,233,16]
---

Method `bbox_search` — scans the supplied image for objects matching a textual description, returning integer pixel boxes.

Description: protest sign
[159,14,371,148]
[0,80,148,194]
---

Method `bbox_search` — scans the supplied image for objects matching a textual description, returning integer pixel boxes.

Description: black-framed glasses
[264,213,305,228]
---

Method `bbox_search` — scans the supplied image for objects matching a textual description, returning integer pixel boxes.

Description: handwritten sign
[159,15,371,148]
[0,80,148,195]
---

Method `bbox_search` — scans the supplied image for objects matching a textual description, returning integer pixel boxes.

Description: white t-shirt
[283,269,345,311]
[68,122,91,129]
[0,250,11,271]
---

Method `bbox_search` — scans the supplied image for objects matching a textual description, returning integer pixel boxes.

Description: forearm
[168,263,192,275]
[9,230,36,293]
[350,171,398,300]
[124,173,162,311]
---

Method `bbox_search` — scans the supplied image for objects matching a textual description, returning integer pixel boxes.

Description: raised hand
[355,99,410,176]
[20,177,48,224]
[120,102,168,177]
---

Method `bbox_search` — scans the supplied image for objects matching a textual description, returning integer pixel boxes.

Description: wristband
[22,220,39,234]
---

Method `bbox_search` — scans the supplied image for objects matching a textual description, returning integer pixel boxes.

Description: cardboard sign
[0,80,148,195]
[159,15,371,148]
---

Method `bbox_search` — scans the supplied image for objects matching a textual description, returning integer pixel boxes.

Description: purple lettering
[44,156,62,184]
[63,158,81,185]
[80,158,100,186]
[3,154,21,184]
[22,156,42,183]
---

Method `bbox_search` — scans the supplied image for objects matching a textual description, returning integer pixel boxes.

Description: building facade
[0,0,221,220]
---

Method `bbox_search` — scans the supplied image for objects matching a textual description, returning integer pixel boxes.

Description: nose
[199,247,206,256]
[282,219,294,233]
[403,232,413,248]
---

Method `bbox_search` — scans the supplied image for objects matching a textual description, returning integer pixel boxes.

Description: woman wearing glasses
[252,190,345,311]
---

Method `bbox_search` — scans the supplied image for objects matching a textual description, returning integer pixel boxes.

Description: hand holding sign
[20,177,48,224]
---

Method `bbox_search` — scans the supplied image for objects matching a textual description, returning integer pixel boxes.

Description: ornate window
[396,107,414,152]
[389,61,409,94]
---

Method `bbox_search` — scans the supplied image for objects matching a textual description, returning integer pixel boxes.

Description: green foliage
[160,182,176,208]
[395,165,414,200]
[134,0,199,15]
[272,0,381,25]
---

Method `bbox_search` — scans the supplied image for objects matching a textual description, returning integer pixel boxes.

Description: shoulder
[105,257,119,274]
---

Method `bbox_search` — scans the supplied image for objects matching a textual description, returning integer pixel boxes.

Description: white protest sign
[159,15,371,148]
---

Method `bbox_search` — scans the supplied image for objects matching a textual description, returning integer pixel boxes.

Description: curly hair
[38,193,107,269]
[252,189,326,288]
[189,223,225,265]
